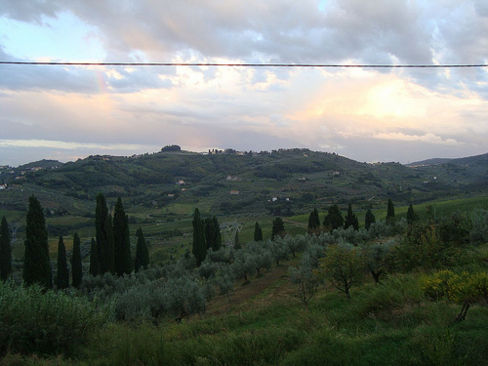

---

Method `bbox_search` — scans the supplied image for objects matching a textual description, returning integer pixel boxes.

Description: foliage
[161,145,181,152]
[320,243,364,298]
[406,204,418,225]
[361,240,396,284]
[204,216,222,251]
[95,193,115,274]
[470,209,488,244]
[438,213,470,246]
[192,208,206,267]
[0,281,104,356]
[289,244,324,306]
[254,221,263,241]
[89,238,99,276]
[0,217,11,281]
[307,208,320,234]
[271,217,285,240]
[364,208,375,230]
[394,223,465,271]
[344,203,359,230]
[386,198,395,225]
[23,196,52,288]
[113,197,132,276]
[56,236,69,290]
[134,227,150,272]
[71,233,82,288]
[422,270,488,321]
[323,205,344,232]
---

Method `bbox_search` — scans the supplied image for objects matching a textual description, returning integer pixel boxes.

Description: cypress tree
[307,208,320,233]
[323,205,344,232]
[71,233,82,288]
[23,196,52,288]
[205,216,222,251]
[0,216,12,281]
[386,199,395,225]
[365,209,376,230]
[204,218,215,250]
[113,197,131,276]
[213,216,222,251]
[56,236,69,289]
[272,217,285,240]
[192,208,207,266]
[134,227,149,272]
[344,203,359,230]
[254,222,263,241]
[89,238,99,276]
[234,230,241,249]
[407,204,417,225]
[95,194,114,273]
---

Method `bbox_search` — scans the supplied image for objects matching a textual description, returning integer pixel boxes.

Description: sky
[0,0,487,166]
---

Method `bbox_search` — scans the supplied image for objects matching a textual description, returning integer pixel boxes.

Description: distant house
[167,193,175,198]
[230,190,240,195]
[177,180,185,185]
[272,197,278,202]
[0,184,7,190]
[332,171,341,177]
[226,175,240,181]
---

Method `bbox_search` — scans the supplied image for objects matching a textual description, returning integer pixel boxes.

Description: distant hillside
[18,159,63,170]
[0,149,487,217]
[408,152,488,167]
[407,158,453,167]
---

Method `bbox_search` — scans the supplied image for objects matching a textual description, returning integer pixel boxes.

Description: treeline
[0,194,149,289]
[306,199,417,234]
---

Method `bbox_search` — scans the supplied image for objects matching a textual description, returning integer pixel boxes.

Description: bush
[470,209,488,244]
[0,282,104,356]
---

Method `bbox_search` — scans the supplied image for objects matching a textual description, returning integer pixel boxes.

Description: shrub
[0,282,104,356]
[470,209,488,244]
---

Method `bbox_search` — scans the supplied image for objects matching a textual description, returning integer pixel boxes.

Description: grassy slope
[8,243,488,365]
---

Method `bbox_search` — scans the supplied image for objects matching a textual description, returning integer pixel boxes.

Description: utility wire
[0,61,487,68]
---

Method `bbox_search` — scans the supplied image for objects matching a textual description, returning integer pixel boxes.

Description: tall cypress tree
[95,194,114,274]
[212,216,222,251]
[0,216,12,281]
[89,238,99,276]
[192,208,207,266]
[307,208,320,233]
[344,203,359,230]
[71,233,82,288]
[234,230,242,249]
[254,222,263,241]
[204,216,222,251]
[56,236,69,289]
[23,196,52,288]
[365,209,376,230]
[386,199,395,225]
[272,217,285,240]
[134,227,149,272]
[113,197,131,276]
[323,205,344,232]
[407,204,417,225]
[204,217,216,250]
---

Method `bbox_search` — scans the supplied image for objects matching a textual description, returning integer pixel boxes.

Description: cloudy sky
[0,0,487,166]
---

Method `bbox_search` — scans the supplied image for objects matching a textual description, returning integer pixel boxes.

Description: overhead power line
[0,61,487,68]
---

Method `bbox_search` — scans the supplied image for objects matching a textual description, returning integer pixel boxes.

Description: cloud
[0,138,154,150]
[372,132,459,145]
[0,1,488,165]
